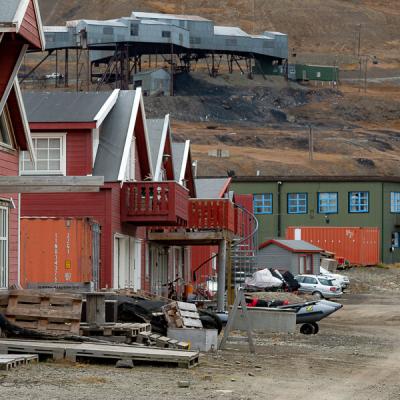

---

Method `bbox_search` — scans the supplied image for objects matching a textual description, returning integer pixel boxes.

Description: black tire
[199,310,223,334]
[300,323,315,335]
[312,291,323,300]
[311,322,319,334]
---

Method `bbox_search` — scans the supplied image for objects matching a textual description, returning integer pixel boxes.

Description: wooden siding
[66,130,92,176]
[18,0,41,49]
[30,128,93,176]
[0,36,24,104]
[0,148,19,286]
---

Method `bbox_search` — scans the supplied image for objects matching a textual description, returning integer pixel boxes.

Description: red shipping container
[286,226,380,266]
[21,217,100,288]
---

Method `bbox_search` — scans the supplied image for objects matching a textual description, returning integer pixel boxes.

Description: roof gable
[0,0,45,49]
[93,89,152,182]
[195,177,231,199]
[259,239,322,253]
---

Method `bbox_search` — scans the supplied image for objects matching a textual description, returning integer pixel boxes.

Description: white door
[113,236,129,288]
[0,206,8,288]
[299,256,306,274]
[129,238,142,290]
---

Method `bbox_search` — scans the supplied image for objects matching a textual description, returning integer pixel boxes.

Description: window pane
[23,160,34,171]
[36,139,48,149]
[37,160,48,170]
[49,160,60,170]
[349,191,368,213]
[49,139,60,148]
[37,149,49,159]
[253,193,272,214]
[49,149,60,159]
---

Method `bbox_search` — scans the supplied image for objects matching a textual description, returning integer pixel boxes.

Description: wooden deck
[148,229,233,245]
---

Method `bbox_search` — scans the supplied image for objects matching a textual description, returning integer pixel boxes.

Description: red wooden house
[21,88,163,289]
[0,0,44,288]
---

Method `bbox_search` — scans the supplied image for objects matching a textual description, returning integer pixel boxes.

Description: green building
[288,64,339,82]
[231,176,400,264]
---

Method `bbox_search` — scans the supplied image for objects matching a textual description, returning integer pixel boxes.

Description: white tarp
[245,268,283,289]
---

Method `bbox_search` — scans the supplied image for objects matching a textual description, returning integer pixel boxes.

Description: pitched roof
[146,118,165,175]
[93,91,137,182]
[23,91,114,124]
[0,0,45,49]
[259,239,322,253]
[195,177,231,199]
[172,142,185,182]
[0,0,22,24]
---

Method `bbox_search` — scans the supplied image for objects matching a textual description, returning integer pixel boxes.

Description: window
[130,23,139,36]
[303,277,317,284]
[349,191,369,213]
[253,193,273,214]
[0,205,8,288]
[0,109,13,148]
[162,31,171,38]
[21,133,66,175]
[391,192,400,213]
[288,193,307,214]
[318,192,338,214]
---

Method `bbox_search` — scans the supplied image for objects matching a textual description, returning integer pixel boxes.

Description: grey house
[132,68,171,96]
[257,239,322,276]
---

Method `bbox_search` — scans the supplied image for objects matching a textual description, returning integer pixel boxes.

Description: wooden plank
[176,302,198,312]
[0,339,199,368]
[0,176,104,193]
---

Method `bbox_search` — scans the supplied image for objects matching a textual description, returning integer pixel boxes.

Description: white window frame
[0,205,9,289]
[20,132,67,176]
[0,107,15,151]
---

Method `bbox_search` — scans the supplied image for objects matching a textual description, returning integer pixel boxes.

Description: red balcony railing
[121,181,189,225]
[188,198,235,232]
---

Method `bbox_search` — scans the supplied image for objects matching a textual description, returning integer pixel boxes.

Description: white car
[319,266,350,289]
[295,274,343,299]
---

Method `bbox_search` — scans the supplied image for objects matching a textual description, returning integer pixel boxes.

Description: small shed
[288,64,339,82]
[257,239,322,276]
[132,68,171,96]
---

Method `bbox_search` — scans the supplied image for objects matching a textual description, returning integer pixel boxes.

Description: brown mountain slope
[38,0,400,63]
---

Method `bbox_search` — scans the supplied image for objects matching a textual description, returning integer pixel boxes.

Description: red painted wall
[30,128,93,176]
[0,36,24,103]
[0,149,19,286]
[19,0,41,49]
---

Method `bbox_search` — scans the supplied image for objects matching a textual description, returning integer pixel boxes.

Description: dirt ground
[1,267,400,400]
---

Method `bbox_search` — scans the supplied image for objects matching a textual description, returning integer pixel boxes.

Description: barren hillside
[38,0,400,64]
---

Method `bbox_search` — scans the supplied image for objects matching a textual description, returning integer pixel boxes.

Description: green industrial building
[231,176,400,264]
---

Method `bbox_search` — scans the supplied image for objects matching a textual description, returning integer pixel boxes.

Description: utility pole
[309,125,314,161]
[357,24,361,57]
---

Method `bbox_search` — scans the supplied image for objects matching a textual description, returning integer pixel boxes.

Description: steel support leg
[217,239,227,312]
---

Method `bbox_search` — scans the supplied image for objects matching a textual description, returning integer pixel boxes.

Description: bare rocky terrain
[1,267,400,400]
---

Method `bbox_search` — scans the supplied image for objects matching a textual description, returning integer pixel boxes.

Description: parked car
[319,266,350,289]
[295,274,342,299]
[45,72,64,80]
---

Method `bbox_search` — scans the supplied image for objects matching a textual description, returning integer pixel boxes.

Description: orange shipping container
[21,218,100,288]
[286,226,380,266]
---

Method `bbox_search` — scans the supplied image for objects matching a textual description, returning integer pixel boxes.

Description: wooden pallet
[0,354,38,370]
[0,339,199,368]
[5,290,82,335]
[79,322,151,338]
[137,331,189,350]
[163,301,203,329]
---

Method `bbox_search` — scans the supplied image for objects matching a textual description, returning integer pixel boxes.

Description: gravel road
[1,267,400,400]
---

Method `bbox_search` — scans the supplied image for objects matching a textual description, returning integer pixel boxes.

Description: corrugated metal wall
[286,226,380,265]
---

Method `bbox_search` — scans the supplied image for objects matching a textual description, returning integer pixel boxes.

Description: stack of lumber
[163,301,203,329]
[0,293,8,314]
[4,290,82,336]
